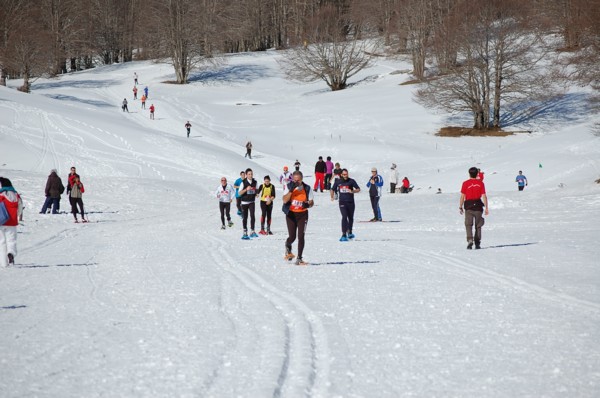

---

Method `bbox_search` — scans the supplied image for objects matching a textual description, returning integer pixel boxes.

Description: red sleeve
[79,183,85,193]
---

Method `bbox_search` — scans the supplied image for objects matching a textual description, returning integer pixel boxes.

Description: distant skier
[389,163,399,193]
[69,176,87,223]
[314,156,326,192]
[141,94,146,109]
[245,141,253,159]
[515,170,528,191]
[133,86,138,100]
[279,166,292,186]
[185,121,192,138]
[40,169,64,214]
[257,175,276,235]
[122,98,129,112]
[331,168,360,241]
[366,167,384,221]
[401,176,410,194]
[238,168,258,240]
[325,156,334,190]
[149,104,155,119]
[459,167,489,250]
[233,171,245,216]
[215,177,235,230]
[283,171,314,265]
[144,86,148,98]
[0,177,23,267]
[134,72,138,85]
[294,159,301,171]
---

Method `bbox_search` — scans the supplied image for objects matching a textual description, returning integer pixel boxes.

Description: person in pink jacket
[0,177,23,266]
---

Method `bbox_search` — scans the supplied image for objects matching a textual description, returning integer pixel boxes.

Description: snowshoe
[284,246,295,261]
[267,230,273,235]
[295,258,308,266]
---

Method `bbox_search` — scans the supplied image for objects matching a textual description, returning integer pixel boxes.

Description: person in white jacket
[216,177,235,229]
[388,163,399,194]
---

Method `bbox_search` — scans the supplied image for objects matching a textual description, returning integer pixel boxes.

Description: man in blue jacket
[366,167,384,221]
[331,169,361,241]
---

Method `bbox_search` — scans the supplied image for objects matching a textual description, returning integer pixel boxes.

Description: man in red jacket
[0,177,23,266]
[459,167,489,250]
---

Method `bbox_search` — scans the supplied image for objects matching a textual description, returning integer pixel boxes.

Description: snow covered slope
[1,51,599,397]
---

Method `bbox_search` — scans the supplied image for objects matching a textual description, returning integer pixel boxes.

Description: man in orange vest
[282,171,314,265]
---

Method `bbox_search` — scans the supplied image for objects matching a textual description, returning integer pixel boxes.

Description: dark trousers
[518,185,524,191]
[245,149,252,159]
[41,197,60,214]
[286,211,308,258]
[464,210,485,243]
[370,196,381,220]
[219,202,231,226]
[241,202,256,232]
[236,197,242,213]
[260,201,273,230]
[325,174,332,190]
[70,197,84,218]
[390,183,396,193]
[187,128,191,138]
[339,202,355,234]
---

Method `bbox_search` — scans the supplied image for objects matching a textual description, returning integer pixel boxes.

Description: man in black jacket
[313,156,326,192]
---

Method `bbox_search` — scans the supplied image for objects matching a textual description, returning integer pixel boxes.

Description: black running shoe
[467,241,473,250]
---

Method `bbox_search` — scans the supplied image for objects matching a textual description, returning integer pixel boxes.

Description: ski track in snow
[403,245,600,315]
[206,234,331,398]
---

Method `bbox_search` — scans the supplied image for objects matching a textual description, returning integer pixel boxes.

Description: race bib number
[340,186,352,193]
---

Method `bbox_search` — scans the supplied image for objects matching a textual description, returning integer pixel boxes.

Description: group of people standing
[40,166,87,223]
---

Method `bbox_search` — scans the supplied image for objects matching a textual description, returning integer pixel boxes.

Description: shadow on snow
[43,94,114,108]
[16,262,99,269]
[188,64,272,84]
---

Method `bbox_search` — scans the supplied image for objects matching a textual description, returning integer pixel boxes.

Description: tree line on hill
[0,0,597,130]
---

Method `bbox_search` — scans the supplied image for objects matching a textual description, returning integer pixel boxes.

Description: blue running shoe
[339,235,349,242]
[250,231,258,238]
[242,234,250,240]
[347,233,355,239]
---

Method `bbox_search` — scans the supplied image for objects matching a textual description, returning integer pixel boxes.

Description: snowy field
[1,51,599,397]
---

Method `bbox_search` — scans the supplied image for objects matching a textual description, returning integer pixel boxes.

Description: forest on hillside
[1,0,598,129]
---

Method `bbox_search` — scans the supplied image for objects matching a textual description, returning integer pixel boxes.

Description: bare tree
[2,2,53,92]
[280,3,379,91]
[146,0,221,84]
[0,0,27,85]
[416,0,553,129]
[561,0,600,91]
